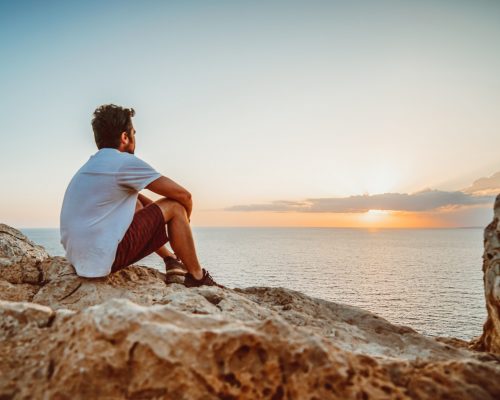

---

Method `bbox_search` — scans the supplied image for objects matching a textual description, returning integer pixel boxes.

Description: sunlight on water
[21,227,486,340]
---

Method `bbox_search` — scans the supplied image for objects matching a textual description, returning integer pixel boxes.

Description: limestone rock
[0,300,54,333]
[237,287,474,361]
[473,194,500,354]
[0,279,39,302]
[1,298,499,400]
[0,223,49,285]
[0,251,473,361]
[33,256,171,311]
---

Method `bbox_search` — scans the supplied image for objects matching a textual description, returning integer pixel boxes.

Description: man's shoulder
[89,149,139,168]
[118,153,156,171]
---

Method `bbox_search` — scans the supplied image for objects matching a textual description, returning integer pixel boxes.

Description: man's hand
[145,176,192,219]
[137,193,153,207]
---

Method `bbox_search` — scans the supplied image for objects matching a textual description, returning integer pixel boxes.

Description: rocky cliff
[1,222,499,400]
[472,194,500,354]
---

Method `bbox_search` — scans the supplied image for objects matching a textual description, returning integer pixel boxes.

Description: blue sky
[1,0,500,227]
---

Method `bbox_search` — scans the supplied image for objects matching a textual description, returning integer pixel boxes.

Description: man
[60,104,220,287]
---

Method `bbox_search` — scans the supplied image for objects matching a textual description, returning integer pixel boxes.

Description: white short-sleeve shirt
[60,148,161,277]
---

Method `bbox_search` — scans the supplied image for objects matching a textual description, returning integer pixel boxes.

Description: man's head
[91,104,136,154]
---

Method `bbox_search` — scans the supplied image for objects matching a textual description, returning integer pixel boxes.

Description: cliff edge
[471,194,500,354]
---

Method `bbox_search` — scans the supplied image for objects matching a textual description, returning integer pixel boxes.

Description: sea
[20,227,486,341]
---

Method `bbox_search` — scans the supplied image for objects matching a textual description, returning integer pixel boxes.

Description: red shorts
[111,203,168,273]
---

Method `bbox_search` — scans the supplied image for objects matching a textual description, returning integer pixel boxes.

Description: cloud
[463,172,500,195]
[225,189,495,213]
[226,200,310,212]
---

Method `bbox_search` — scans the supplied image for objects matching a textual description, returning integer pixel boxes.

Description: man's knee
[154,198,187,222]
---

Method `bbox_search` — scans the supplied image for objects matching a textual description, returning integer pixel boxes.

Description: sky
[1,0,500,228]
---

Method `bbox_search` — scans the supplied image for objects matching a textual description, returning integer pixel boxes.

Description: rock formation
[1,222,500,399]
[472,194,500,354]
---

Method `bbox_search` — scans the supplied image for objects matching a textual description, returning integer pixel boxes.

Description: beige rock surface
[472,194,500,354]
[0,223,49,285]
[1,223,500,399]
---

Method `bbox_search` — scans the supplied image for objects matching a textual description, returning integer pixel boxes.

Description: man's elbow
[180,191,192,204]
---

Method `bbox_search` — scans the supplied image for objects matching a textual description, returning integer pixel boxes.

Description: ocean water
[21,227,486,341]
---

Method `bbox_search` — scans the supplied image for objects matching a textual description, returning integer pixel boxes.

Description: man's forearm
[145,176,193,220]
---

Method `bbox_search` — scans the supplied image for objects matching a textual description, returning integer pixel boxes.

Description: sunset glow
[361,209,392,225]
[191,207,488,229]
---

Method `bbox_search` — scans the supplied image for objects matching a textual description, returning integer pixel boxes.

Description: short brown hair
[91,104,135,149]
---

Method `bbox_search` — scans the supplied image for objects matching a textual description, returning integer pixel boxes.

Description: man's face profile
[124,126,136,155]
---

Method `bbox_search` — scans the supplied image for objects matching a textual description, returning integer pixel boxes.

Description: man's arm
[145,176,192,218]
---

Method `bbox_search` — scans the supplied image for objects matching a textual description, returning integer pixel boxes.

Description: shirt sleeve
[116,155,162,192]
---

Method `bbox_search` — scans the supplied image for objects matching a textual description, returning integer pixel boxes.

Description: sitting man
[60,104,220,287]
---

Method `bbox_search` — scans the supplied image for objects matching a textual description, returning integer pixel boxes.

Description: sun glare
[367,209,390,215]
[363,168,401,195]
[361,209,391,224]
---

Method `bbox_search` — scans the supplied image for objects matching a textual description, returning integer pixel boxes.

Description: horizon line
[17,225,485,230]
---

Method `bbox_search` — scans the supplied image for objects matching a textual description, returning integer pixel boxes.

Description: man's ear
[120,131,129,143]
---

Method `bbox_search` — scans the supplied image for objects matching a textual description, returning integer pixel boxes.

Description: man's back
[60,148,160,277]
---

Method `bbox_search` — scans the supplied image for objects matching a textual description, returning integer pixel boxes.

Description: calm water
[21,227,486,341]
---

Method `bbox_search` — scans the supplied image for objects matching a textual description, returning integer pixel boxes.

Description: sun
[361,209,391,225]
[367,209,390,216]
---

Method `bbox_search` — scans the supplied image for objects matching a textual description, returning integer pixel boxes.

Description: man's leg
[136,196,176,259]
[154,198,204,280]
